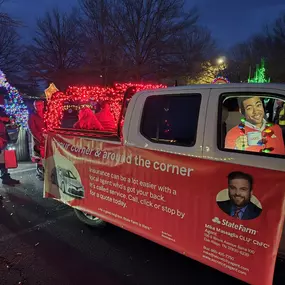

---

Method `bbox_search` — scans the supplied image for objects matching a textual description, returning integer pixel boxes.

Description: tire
[15,127,30,161]
[74,209,106,228]
[27,131,34,161]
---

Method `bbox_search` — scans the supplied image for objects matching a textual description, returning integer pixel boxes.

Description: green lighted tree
[248,59,270,83]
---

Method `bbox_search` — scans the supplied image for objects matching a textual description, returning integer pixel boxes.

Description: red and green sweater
[225,120,285,155]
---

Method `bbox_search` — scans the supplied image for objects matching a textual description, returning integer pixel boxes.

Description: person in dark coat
[0,107,20,188]
[217,171,262,220]
[28,100,45,180]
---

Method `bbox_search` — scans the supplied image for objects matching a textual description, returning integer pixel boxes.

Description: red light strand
[44,83,166,131]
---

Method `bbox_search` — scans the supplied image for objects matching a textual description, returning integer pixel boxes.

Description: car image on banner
[47,144,84,201]
[51,167,84,199]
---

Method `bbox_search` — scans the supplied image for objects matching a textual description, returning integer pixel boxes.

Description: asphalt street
[0,162,284,285]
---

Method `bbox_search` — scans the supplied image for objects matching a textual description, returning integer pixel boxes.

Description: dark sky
[2,0,285,49]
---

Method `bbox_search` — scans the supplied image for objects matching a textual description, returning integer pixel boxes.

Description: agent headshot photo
[216,171,262,220]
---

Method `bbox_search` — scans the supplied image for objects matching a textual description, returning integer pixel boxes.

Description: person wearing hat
[225,96,285,155]
[28,100,45,180]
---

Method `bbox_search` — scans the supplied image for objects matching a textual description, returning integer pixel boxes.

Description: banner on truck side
[44,132,285,285]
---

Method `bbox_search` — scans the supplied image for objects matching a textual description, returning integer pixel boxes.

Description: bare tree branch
[78,0,215,83]
[108,0,201,80]
[22,8,85,88]
[0,25,21,74]
[79,0,125,85]
[0,0,21,27]
[171,26,217,78]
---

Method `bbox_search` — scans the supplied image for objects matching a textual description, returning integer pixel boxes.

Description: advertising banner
[44,132,285,285]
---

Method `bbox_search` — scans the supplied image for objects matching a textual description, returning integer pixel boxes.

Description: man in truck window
[217,171,262,220]
[225,96,285,155]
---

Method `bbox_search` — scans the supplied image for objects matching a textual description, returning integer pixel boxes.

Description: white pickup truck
[44,83,285,285]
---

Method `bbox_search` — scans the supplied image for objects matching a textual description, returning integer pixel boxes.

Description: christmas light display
[45,83,166,131]
[0,69,29,128]
[248,59,270,83]
[238,118,274,153]
[212,76,230,84]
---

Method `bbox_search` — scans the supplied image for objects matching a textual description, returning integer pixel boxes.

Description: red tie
[234,208,241,219]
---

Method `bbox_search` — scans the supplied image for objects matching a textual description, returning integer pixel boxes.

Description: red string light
[44,83,166,131]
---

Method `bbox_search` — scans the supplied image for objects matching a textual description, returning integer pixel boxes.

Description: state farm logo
[212,217,257,235]
[212,217,221,224]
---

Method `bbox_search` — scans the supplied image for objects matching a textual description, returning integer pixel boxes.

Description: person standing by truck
[0,107,20,189]
[28,100,45,180]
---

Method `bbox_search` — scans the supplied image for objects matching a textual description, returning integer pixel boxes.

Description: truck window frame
[140,93,202,147]
[217,92,285,159]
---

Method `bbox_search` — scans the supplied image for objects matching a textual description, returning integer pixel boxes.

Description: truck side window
[141,94,201,147]
[218,93,285,157]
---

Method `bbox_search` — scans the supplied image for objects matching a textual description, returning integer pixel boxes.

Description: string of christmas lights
[45,83,166,131]
[0,69,29,128]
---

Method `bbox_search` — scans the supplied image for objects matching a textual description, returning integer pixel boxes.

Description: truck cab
[122,83,285,258]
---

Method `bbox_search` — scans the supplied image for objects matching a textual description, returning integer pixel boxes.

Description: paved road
[0,163,284,285]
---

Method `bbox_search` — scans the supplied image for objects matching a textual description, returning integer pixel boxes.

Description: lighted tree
[187,61,226,84]
[248,59,270,83]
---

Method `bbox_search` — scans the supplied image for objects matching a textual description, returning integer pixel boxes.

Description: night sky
[2,0,285,48]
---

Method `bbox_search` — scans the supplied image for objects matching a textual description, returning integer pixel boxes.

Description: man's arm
[225,127,238,149]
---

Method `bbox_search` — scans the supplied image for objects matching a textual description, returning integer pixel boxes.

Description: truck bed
[52,128,121,142]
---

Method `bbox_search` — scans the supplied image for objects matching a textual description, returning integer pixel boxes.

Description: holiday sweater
[225,119,285,155]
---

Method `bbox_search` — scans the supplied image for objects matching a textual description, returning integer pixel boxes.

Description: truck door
[203,85,285,259]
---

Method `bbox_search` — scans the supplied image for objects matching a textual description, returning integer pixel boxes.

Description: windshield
[66,170,76,179]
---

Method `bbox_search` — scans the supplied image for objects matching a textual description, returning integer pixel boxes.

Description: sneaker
[2,177,20,185]
[36,174,44,181]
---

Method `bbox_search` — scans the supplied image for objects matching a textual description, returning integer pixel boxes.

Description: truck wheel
[27,131,34,161]
[15,128,29,161]
[74,209,106,228]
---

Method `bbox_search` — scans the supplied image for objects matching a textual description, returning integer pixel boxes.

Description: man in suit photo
[217,171,262,220]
